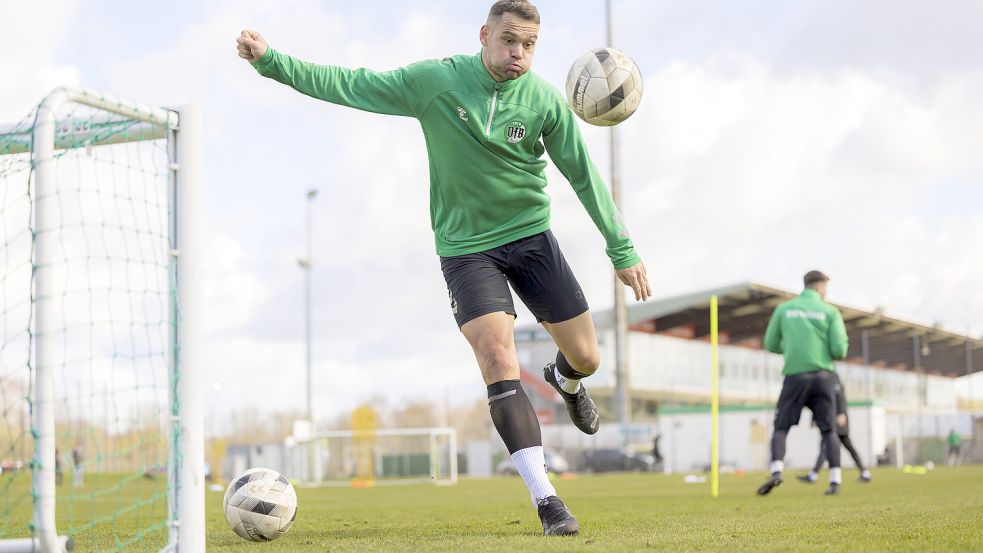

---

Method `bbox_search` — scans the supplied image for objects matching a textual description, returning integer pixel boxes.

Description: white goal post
[0,88,204,553]
[292,427,458,487]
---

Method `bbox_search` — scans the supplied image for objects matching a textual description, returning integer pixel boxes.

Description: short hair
[488,0,541,24]
[803,270,830,287]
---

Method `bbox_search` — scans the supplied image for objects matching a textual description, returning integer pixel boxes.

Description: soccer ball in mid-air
[565,47,643,126]
[223,467,298,542]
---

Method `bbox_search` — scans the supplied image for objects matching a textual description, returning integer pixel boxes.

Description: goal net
[0,88,203,552]
[291,428,459,487]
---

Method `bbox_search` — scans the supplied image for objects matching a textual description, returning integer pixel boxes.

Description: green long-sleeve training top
[251,48,640,268]
[763,289,849,376]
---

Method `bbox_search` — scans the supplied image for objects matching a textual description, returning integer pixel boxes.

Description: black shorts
[773,370,838,433]
[439,230,589,328]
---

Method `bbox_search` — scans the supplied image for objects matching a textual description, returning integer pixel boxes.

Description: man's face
[480,13,539,82]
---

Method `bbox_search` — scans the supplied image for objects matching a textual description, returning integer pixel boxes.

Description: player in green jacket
[947,429,963,466]
[237,0,650,536]
[757,270,848,496]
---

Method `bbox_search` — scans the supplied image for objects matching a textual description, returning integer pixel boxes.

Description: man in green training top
[947,429,962,466]
[236,0,650,536]
[757,270,848,496]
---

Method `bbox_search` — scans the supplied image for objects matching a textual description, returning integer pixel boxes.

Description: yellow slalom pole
[710,295,720,498]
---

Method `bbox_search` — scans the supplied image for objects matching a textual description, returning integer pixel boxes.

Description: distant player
[652,434,664,471]
[72,447,85,488]
[757,270,848,496]
[796,371,872,484]
[947,429,962,466]
[236,0,650,536]
[55,448,63,487]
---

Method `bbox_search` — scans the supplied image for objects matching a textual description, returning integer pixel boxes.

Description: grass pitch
[206,466,983,552]
[4,466,982,551]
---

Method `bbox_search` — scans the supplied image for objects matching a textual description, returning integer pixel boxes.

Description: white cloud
[5,0,981,421]
[76,0,492,416]
[0,0,81,121]
[202,232,269,335]
[199,3,983,416]
[579,53,983,332]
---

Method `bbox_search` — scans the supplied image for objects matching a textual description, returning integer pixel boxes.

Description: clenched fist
[237,30,268,62]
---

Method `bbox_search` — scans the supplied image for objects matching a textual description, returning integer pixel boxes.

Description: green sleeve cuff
[250,47,275,71]
[612,253,642,271]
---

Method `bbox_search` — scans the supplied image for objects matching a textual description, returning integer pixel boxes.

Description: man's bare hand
[837,414,847,428]
[237,30,268,62]
[616,261,651,301]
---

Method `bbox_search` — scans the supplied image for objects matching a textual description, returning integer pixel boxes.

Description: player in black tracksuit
[798,371,872,484]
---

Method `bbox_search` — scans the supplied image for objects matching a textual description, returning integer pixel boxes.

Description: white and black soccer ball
[565,47,643,127]
[223,467,298,542]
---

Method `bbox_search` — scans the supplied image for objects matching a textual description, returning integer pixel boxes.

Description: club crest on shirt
[505,120,526,143]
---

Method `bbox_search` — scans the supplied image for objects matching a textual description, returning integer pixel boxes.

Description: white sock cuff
[829,467,842,484]
[770,460,784,474]
[553,366,582,394]
[511,446,557,506]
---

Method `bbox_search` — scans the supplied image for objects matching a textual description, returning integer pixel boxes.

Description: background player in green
[757,270,848,496]
[947,429,963,466]
[796,371,872,484]
[236,0,651,536]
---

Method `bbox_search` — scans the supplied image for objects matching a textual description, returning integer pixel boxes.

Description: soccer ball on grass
[223,467,298,542]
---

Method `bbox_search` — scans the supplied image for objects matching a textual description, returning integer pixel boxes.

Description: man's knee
[814,417,835,434]
[477,339,518,380]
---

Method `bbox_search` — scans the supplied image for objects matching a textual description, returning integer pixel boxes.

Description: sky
[3,0,982,420]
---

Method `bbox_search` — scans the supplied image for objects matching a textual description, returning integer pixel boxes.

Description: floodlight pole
[862,330,873,467]
[298,189,318,483]
[606,0,631,447]
[302,190,318,428]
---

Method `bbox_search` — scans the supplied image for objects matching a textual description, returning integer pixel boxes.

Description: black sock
[770,429,788,468]
[813,439,827,473]
[822,431,841,468]
[487,380,541,455]
[555,351,590,379]
[840,434,865,472]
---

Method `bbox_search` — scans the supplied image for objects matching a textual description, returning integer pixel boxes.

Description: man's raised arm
[236,29,420,117]
[542,93,650,301]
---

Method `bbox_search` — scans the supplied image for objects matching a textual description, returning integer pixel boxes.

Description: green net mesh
[1,95,176,551]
